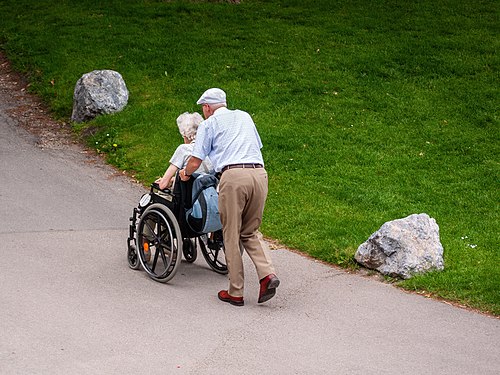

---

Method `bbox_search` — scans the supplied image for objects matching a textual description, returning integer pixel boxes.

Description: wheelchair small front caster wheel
[183,238,197,263]
[127,243,141,270]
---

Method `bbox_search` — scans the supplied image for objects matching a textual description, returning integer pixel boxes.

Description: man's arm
[179,156,202,181]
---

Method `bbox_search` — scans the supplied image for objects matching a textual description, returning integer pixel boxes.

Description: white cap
[196,88,227,105]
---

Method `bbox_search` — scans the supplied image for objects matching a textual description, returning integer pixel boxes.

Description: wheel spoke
[159,244,168,264]
[159,220,172,244]
[159,220,175,261]
[143,218,157,241]
[213,248,220,261]
[151,246,160,271]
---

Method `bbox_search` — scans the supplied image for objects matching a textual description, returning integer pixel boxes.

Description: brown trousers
[218,168,275,297]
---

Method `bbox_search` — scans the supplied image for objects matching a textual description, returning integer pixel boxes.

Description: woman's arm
[155,163,179,189]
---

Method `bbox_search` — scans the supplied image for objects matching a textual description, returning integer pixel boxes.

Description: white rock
[71,70,128,123]
[355,213,444,279]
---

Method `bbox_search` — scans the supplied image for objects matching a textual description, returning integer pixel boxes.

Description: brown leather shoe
[218,290,244,306]
[258,274,280,303]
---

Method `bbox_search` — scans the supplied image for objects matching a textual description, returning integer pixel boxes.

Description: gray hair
[176,112,203,142]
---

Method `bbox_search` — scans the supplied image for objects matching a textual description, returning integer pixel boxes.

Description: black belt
[221,163,263,174]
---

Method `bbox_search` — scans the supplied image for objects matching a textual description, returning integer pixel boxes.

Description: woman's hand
[155,177,167,190]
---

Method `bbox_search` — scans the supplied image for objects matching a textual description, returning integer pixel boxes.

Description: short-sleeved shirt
[191,107,264,172]
[170,142,213,174]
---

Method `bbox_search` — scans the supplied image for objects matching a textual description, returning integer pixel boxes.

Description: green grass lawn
[0,0,498,315]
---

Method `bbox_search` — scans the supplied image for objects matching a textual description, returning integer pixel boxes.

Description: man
[179,88,279,306]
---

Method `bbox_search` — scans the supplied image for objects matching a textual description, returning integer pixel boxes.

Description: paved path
[0,61,498,374]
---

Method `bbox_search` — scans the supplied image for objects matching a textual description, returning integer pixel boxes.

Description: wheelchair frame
[127,175,227,283]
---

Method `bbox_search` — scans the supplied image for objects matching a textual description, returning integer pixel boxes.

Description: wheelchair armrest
[151,182,171,194]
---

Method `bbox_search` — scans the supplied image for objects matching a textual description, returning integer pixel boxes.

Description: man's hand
[180,157,203,181]
[179,169,191,181]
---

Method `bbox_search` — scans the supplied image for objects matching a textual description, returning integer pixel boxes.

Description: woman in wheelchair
[155,112,213,190]
[127,112,225,283]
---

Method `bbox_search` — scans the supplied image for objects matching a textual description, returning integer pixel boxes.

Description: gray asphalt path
[0,92,498,374]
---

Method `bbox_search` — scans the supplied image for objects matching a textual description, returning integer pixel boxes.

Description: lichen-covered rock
[71,70,128,123]
[355,213,444,279]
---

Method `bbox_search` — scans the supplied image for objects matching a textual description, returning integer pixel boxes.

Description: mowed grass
[0,0,498,314]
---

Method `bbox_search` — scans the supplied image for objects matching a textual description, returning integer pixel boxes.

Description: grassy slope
[0,0,498,314]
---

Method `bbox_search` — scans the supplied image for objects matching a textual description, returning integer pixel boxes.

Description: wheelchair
[127,174,227,283]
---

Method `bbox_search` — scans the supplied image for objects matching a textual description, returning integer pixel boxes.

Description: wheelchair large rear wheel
[137,203,182,283]
[199,230,228,274]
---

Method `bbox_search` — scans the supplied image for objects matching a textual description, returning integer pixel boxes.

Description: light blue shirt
[191,107,264,172]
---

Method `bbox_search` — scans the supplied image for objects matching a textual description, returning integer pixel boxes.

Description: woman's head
[176,112,203,142]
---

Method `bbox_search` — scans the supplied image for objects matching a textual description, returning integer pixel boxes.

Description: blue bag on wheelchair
[186,174,223,234]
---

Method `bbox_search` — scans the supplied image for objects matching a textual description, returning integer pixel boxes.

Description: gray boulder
[71,70,128,123]
[355,213,444,279]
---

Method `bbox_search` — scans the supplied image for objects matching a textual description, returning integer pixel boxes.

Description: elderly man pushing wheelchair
[180,88,280,306]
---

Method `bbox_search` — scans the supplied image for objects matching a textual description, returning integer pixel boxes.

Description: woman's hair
[176,112,203,142]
